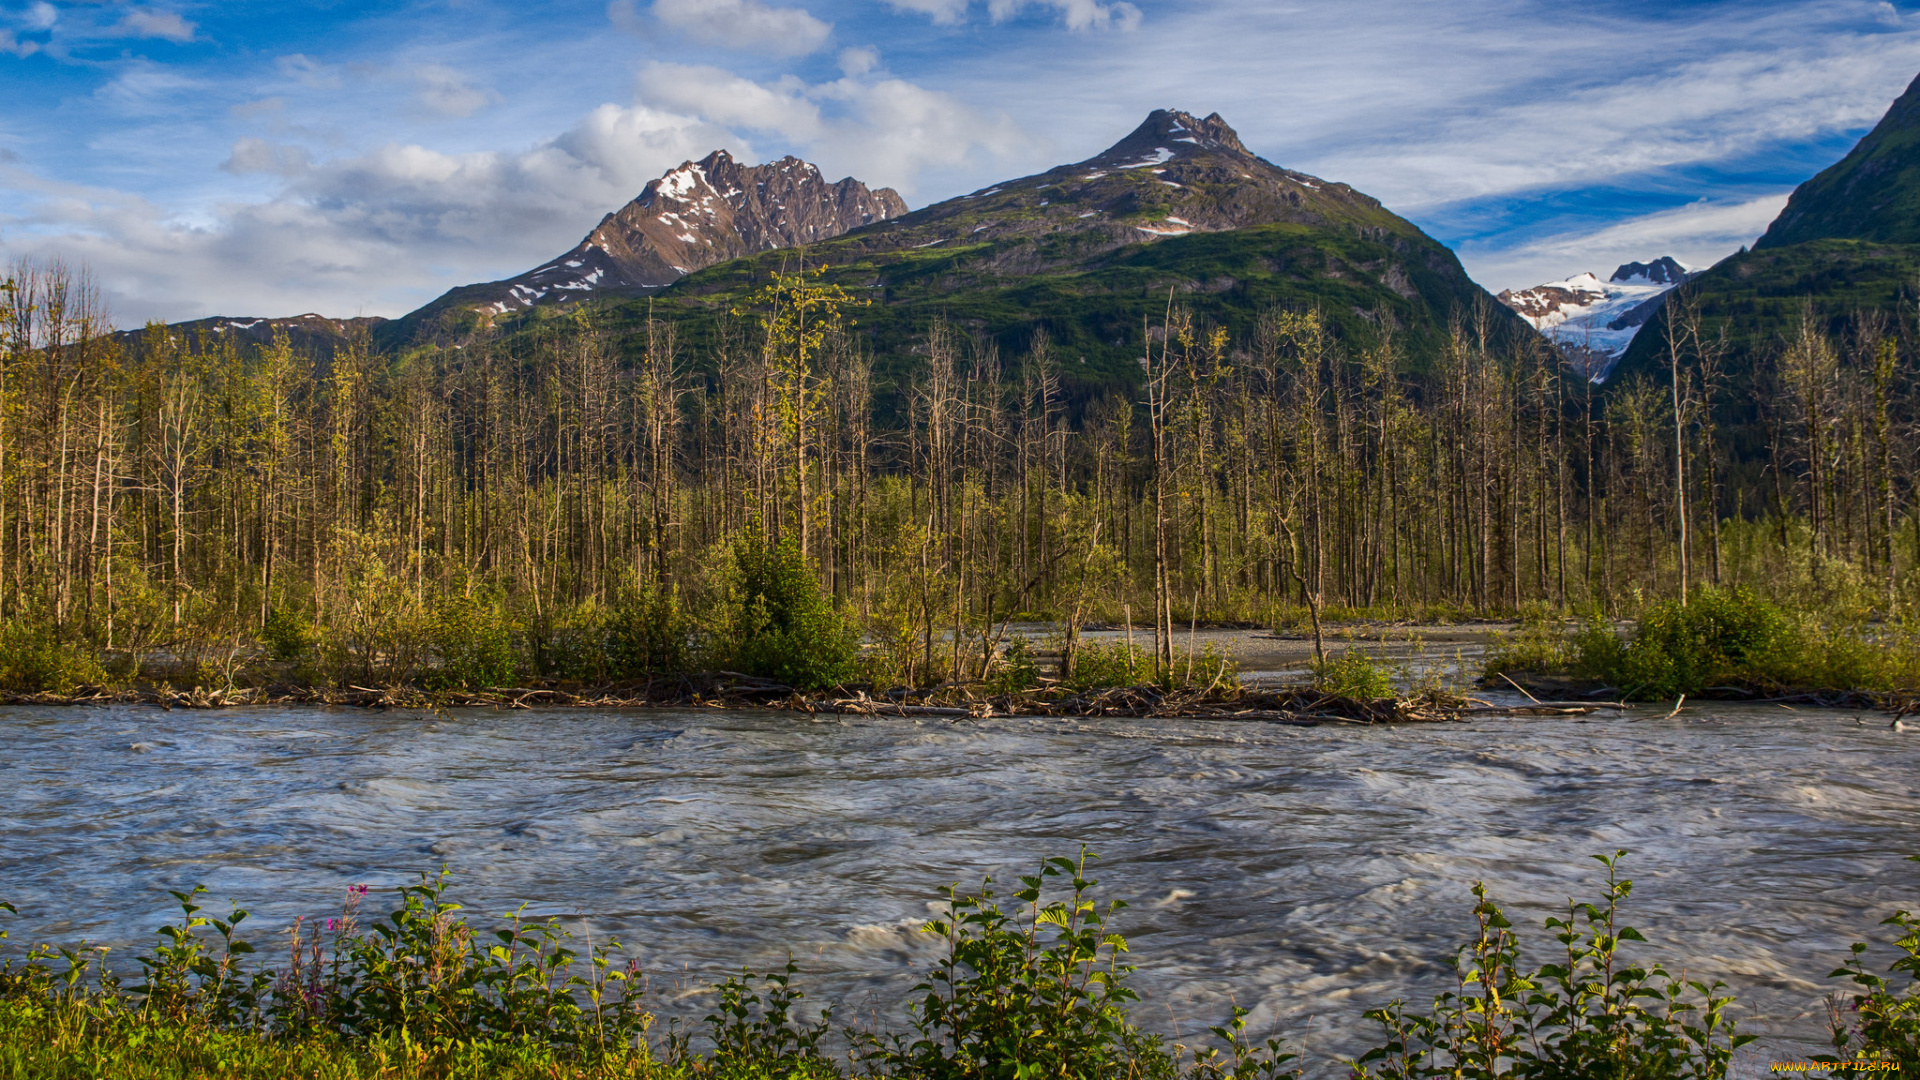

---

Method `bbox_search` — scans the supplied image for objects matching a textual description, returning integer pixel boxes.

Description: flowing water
[5,702,1917,1076]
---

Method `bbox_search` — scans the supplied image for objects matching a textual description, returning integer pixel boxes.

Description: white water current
[4,703,1916,1076]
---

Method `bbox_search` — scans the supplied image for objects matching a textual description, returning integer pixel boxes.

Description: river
[4,702,1915,1076]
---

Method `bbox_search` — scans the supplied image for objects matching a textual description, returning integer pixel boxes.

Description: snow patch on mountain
[1497,256,1693,366]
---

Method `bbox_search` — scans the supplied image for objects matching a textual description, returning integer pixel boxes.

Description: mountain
[1496,256,1692,369]
[387,149,906,341]
[621,109,1521,385]
[1614,67,1920,385]
[114,313,387,359]
[1756,71,1920,249]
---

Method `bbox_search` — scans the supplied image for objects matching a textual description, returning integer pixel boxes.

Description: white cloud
[1459,195,1792,293]
[413,64,499,117]
[24,3,56,31]
[638,62,824,136]
[110,9,196,43]
[882,0,969,24]
[220,137,312,177]
[1,103,743,324]
[0,29,39,57]
[887,0,1140,31]
[641,0,832,56]
[838,46,877,77]
[986,0,1140,32]
[635,61,1031,195]
[275,54,342,90]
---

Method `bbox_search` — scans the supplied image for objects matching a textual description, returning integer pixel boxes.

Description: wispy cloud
[886,0,1141,31]
[615,0,833,56]
[985,0,1141,32]
[635,61,1032,193]
[109,9,196,43]
[412,64,498,117]
[2,102,743,323]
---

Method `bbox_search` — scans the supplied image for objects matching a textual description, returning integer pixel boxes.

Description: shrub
[423,593,518,691]
[986,635,1041,694]
[1620,587,1793,696]
[0,621,109,694]
[1067,638,1150,690]
[261,607,318,662]
[1315,650,1393,700]
[604,581,691,679]
[855,851,1300,1080]
[1354,851,1752,1079]
[1482,616,1581,680]
[709,530,859,690]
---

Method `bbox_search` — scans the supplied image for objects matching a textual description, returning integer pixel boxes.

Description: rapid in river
[4,702,1915,1076]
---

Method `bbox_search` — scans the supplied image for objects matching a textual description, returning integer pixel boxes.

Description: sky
[2,0,1919,327]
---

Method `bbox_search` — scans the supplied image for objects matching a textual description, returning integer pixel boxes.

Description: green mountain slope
[1615,70,1920,384]
[1756,71,1920,249]
[473,110,1520,383]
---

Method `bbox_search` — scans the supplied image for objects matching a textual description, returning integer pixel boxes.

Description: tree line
[0,259,1914,687]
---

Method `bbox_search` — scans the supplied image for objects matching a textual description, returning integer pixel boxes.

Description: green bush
[0,621,109,694]
[1066,638,1150,690]
[855,851,1299,1080]
[710,531,859,690]
[604,581,691,679]
[261,607,317,662]
[1315,650,1393,700]
[1354,851,1752,1079]
[1618,587,1793,696]
[425,593,518,690]
[986,635,1041,694]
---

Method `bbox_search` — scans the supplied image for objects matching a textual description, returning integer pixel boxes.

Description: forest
[0,259,1915,693]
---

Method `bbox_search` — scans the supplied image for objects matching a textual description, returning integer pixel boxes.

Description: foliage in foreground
[0,854,1297,1080]
[1485,586,1920,699]
[1823,856,1920,1071]
[1354,852,1751,1079]
[24,848,1920,1078]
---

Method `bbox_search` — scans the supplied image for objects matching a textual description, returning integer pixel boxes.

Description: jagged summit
[395,149,905,333]
[1611,256,1689,285]
[1091,109,1253,164]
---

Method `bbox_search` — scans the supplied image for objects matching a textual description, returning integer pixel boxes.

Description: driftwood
[6,675,1911,726]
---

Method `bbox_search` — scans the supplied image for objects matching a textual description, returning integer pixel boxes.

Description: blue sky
[2,0,1918,326]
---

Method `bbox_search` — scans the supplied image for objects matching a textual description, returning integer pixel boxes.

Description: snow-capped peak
[1496,255,1695,370]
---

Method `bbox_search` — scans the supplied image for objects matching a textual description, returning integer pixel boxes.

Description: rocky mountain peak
[1610,256,1689,284]
[1091,109,1254,167]
[400,151,905,329]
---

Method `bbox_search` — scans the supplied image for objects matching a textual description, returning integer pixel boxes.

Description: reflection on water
[4,702,1916,1075]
